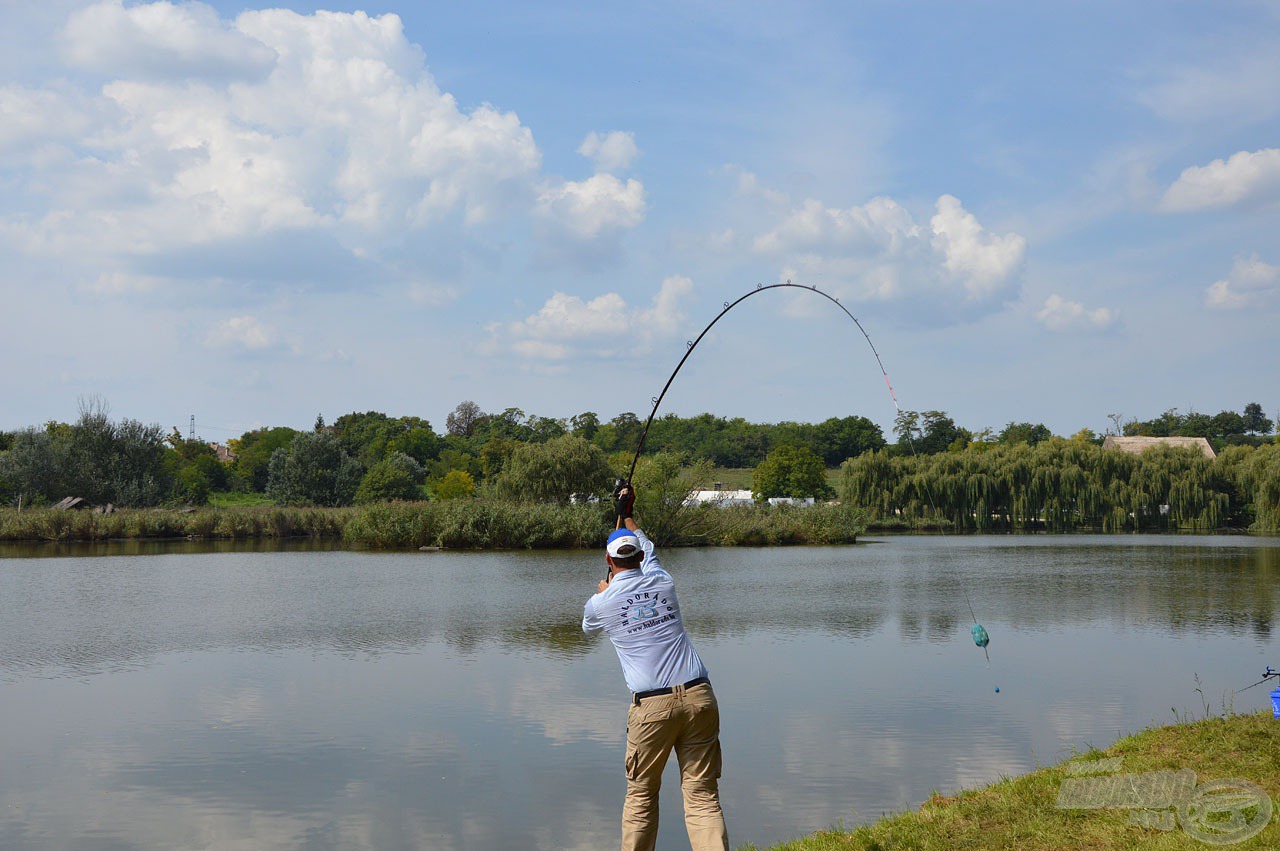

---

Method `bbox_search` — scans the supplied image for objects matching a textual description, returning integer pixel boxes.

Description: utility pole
[189,415,195,441]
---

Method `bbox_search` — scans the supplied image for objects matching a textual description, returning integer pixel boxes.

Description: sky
[3,0,1279,442]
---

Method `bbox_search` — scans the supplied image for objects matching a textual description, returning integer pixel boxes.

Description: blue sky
[3,1,1278,442]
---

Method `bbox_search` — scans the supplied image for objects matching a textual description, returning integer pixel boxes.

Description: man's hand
[597,578,610,594]
[613,483,636,519]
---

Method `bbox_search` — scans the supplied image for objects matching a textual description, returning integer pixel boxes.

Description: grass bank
[746,711,1280,850]
[0,505,353,541]
[0,501,865,548]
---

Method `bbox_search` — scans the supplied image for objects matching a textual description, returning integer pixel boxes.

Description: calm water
[2,536,1279,850]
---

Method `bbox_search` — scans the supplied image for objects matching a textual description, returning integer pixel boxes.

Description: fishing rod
[1236,666,1280,693]
[623,281,900,485]
[617,280,994,668]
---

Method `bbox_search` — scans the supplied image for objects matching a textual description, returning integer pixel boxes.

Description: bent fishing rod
[622,281,901,486]
[616,280,995,669]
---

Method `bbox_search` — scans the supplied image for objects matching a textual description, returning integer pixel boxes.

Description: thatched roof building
[1101,435,1216,459]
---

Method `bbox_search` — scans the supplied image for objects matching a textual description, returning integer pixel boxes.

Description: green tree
[814,415,886,464]
[1071,428,1100,444]
[631,452,714,546]
[266,431,363,506]
[427,446,481,481]
[355,452,425,504]
[897,410,966,454]
[479,437,516,478]
[752,445,831,500]
[435,469,475,500]
[385,426,441,466]
[490,434,613,503]
[528,415,567,442]
[998,422,1053,446]
[166,439,227,504]
[446,401,483,437]
[1211,410,1247,438]
[570,411,600,441]
[1244,402,1272,436]
[1177,412,1214,437]
[0,425,76,505]
[326,412,439,468]
[231,427,299,491]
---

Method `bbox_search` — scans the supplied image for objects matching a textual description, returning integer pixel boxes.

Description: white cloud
[577,130,639,172]
[497,275,693,361]
[0,84,95,155]
[61,0,278,81]
[930,195,1027,300]
[1160,147,1280,212]
[1205,255,1280,310]
[536,173,646,239]
[750,190,1025,317]
[204,315,276,349]
[83,271,166,295]
[4,3,544,281]
[1035,294,1117,332]
[1137,46,1280,125]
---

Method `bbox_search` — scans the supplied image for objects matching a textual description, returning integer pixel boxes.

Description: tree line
[839,439,1280,533]
[1,398,1276,518]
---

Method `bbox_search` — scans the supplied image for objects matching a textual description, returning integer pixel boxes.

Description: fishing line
[621,280,994,672]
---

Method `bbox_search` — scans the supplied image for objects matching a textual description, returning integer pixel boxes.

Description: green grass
[0,499,865,548]
[0,505,352,541]
[742,711,1280,850]
[207,491,275,508]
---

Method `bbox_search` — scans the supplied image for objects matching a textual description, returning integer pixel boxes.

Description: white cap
[606,530,642,558]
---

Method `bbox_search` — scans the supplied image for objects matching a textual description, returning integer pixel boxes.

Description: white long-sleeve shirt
[582,527,708,693]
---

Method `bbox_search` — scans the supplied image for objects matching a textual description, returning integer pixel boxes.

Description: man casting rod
[618,279,994,667]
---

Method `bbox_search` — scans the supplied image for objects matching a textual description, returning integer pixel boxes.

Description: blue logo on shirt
[633,601,658,620]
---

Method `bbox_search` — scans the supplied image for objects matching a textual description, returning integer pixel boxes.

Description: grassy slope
[744,711,1280,851]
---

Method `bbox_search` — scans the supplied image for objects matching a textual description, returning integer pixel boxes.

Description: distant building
[685,489,755,507]
[1101,435,1216,459]
[767,497,816,507]
[209,442,237,463]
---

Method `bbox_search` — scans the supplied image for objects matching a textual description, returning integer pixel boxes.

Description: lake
[2,535,1279,850]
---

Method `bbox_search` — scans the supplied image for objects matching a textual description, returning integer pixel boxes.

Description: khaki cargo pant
[621,681,729,851]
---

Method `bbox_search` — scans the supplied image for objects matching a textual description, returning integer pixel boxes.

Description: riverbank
[0,501,865,548]
[747,710,1280,850]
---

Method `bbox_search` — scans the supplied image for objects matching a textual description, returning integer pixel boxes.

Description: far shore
[3,503,1276,549]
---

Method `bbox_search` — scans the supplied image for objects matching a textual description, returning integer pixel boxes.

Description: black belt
[633,676,710,705]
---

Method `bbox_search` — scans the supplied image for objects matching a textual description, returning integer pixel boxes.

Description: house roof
[1101,435,1216,459]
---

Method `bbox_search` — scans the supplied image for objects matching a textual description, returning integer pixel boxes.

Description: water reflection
[0,537,1278,849]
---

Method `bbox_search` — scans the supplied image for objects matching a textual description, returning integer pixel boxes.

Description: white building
[685,489,755,507]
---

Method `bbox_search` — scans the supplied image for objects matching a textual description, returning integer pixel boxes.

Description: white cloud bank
[1035,294,1117,332]
[748,188,1026,318]
[61,0,277,80]
[0,2,646,289]
[1161,147,1280,212]
[1205,255,1280,310]
[493,275,693,361]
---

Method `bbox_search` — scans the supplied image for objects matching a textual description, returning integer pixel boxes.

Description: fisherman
[583,484,729,851]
